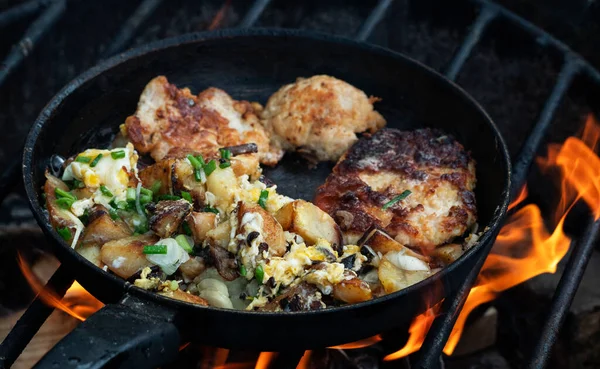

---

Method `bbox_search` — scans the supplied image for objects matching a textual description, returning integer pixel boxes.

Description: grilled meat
[314,128,477,251]
[262,75,386,162]
[124,76,283,164]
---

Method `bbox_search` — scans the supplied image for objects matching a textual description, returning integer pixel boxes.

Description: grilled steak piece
[314,128,477,251]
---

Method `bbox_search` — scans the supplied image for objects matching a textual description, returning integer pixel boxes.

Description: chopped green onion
[157,194,181,201]
[203,160,217,176]
[194,168,203,182]
[175,234,193,253]
[90,154,103,167]
[139,194,153,205]
[140,187,153,197]
[181,191,193,203]
[134,221,149,234]
[75,155,91,163]
[79,208,90,225]
[195,155,205,166]
[109,208,119,220]
[219,148,231,160]
[182,222,193,236]
[116,201,129,210]
[203,206,219,214]
[126,188,137,202]
[151,181,162,195]
[143,244,167,254]
[219,161,231,169]
[382,190,412,210]
[187,154,202,169]
[111,150,126,159]
[258,190,269,209]
[72,179,85,189]
[56,226,71,241]
[55,197,75,209]
[55,188,76,200]
[100,185,113,197]
[254,264,264,283]
[239,265,247,277]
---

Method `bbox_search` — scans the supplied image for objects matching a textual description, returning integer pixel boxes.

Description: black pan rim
[23,27,512,317]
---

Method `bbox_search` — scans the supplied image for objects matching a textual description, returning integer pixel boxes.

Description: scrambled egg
[62,143,138,215]
[235,175,293,214]
[261,238,345,292]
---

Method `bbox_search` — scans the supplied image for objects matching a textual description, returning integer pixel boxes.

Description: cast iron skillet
[23,29,511,368]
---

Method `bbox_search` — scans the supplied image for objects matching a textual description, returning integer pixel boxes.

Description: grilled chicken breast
[314,128,477,251]
[124,76,283,165]
[262,75,386,162]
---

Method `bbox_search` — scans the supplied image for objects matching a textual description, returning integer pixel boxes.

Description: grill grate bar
[354,0,394,42]
[511,57,581,199]
[411,224,498,369]
[0,0,53,28]
[101,0,163,59]
[0,0,65,87]
[526,218,600,369]
[238,0,271,28]
[444,4,497,81]
[0,265,74,368]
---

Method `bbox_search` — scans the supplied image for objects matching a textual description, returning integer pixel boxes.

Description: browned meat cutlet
[124,76,283,165]
[314,128,477,252]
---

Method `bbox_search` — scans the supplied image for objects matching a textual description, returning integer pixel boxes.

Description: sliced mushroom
[44,172,79,243]
[260,283,325,312]
[209,244,239,281]
[148,199,192,238]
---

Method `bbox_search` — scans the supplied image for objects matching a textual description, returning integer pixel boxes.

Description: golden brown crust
[314,128,477,251]
[124,76,283,165]
[262,75,386,162]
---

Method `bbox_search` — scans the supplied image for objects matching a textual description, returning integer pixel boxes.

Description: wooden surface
[0,309,80,369]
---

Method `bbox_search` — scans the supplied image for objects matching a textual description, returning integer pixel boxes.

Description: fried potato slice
[238,202,286,257]
[275,200,342,249]
[101,234,158,279]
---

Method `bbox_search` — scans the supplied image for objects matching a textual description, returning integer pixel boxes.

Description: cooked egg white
[62,143,138,215]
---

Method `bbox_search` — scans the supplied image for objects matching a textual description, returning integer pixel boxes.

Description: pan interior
[25,30,509,311]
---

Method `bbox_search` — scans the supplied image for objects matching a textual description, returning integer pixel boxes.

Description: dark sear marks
[315,128,477,252]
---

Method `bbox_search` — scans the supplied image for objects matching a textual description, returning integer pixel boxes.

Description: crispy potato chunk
[44,172,78,243]
[358,228,428,262]
[378,256,431,294]
[159,289,208,306]
[332,276,372,303]
[179,256,207,282]
[431,243,464,265]
[206,166,238,211]
[187,211,217,244]
[275,200,342,249]
[101,234,158,279]
[77,206,132,267]
[238,202,286,257]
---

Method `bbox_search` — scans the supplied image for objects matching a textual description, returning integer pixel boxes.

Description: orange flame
[17,254,103,321]
[208,0,232,30]
[329,335,383,349]
[297,351,312,369]
[254,352,277,369]
[386,113,600,359]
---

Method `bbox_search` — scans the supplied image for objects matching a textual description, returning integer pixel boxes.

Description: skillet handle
[34,293,180,369]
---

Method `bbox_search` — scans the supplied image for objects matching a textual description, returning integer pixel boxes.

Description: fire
[329,335,382,349]
[208,0,231,30]
[17,254,103,321]
[255,352,277,369]
[385,113,600,359]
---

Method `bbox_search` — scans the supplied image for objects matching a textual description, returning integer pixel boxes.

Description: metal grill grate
[0,0,598,368]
